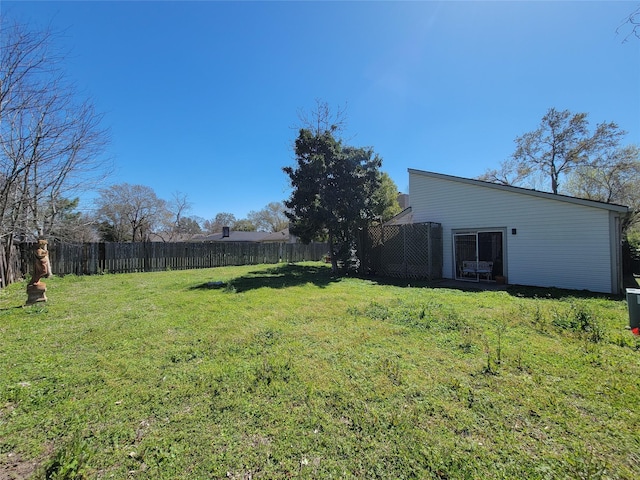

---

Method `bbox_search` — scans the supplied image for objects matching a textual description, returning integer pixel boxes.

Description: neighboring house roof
[146,228,291,243]
[192,228,290,243]
[196,231,268,242]
[261,228,290,242]
[408,169,629,213]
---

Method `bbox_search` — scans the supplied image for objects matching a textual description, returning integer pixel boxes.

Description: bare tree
[480,108,625,194]
[95,184,169,242]
[0,17,110,253]
[297,99,349,137]
[617,5,640,42]
[203,212,237,234]
[160,191,202,240]
[477,156,533,187]
[247,202,289,232]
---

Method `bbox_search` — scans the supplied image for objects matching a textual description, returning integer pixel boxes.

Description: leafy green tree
[232,219,257,231]
[174,217,202,235]
[480,108,625,194]
[372,172,402,222]
[283,128,382,273]
[565,144,640,231]
[98,221,126,243]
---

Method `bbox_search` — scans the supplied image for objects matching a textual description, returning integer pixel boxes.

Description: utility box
[626,288,640,329]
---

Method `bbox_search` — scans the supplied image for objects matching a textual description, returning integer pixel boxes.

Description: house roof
[144,228,291,243]
[193,228,290,243]
[384,207,413,225]
[201,231,267,242]
[261,228,290,242]
[408,169,629,213]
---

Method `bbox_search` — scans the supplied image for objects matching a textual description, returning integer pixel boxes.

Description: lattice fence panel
[360,222,442,280]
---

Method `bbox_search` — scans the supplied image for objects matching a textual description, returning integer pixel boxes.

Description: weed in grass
[586,321,606,345]
[584,349,603,367]
[612,332,640,350]
[356,299,466,333]
[465,386,475,409]
[571,303,594,330]
[23,304,49,315]
[40,433,92,480]
[565,444,610,480]
[252,355,293,387]
[515,347,529,373]
[143,443,180,472]
[169,346,203,364]
[481,333,498,375]
[550,302,609,351]
[494,315,509,366]
[378,356,402,386]
[356,301,390,321]
[457,337,476,354]
[436,308,465,331]
[252,327,282,347]
[530,301,549,333]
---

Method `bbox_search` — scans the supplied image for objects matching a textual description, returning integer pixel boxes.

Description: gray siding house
[406,169,628,294]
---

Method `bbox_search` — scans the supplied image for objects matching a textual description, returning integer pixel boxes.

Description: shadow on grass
[190,263,340,293]
[355,272,624,300]
[190,263,629,300]
[0,305,27,311]
[505,284,624,301]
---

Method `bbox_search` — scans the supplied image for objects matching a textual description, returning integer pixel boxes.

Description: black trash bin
[626,288,640,330]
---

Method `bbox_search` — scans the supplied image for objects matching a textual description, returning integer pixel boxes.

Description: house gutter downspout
[611,211,624,295]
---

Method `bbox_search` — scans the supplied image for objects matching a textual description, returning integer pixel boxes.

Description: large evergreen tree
[283,128,382,273]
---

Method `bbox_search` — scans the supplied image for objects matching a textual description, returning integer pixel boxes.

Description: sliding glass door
[454,233,478,281]
[454,230,504,282]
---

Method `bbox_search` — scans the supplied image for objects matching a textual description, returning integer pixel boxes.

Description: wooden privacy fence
[48,241,329,276]
[0,241,328,285]
[0,242,23,288]
[359,222,443,280]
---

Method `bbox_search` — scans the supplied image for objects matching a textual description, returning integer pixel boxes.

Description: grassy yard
[1,263,639,479]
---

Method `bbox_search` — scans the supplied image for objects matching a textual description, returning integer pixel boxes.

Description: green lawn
[1,263,639,479]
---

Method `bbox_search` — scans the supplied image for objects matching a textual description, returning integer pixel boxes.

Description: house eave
[408,168,629,214]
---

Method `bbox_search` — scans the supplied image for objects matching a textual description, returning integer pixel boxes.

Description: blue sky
[4,1,640,221]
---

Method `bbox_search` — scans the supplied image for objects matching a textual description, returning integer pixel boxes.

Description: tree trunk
[550,164,559,194]
[328,231,338,274]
